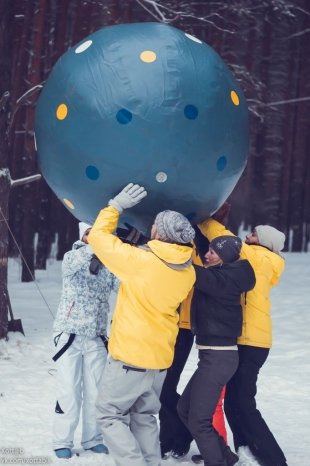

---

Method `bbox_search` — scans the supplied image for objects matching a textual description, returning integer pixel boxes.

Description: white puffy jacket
[53,241,119,338]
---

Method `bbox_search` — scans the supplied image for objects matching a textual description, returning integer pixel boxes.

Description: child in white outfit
[52,222,118,459]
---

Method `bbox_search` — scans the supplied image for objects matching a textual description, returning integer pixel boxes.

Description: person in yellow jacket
[199,209,288,466]
[88,183,196,466]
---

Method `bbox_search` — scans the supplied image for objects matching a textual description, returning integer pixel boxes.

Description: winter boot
[85,443,108,454]
[192,449,238,466]
[224,445,239,466]
[171,443,190,459]
[191,454,203,464]
[161,439,173,459]
[54,448,72,459]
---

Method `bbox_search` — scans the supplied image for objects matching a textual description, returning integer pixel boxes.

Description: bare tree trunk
[0,0,13,339]
[3,0,310,258]
[286,3,310,251]
[20,0,47,281]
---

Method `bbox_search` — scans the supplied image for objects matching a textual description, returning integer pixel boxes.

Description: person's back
[89,213,195,370]
[191,259,256,345]
[237,242,284,347]
[54,239,117,338]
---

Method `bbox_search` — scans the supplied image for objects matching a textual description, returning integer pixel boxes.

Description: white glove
[108,183,147,213]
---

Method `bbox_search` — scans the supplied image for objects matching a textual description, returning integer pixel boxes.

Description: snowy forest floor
[0,254,309,465]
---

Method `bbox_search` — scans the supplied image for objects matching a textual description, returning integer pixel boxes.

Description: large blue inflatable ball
[35,22,249,233]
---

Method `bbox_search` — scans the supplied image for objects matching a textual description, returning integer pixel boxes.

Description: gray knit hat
[154,210,195,244]
[255,225,285,254]
[210,235,242,263]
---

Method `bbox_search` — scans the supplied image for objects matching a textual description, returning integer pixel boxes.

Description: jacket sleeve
[88,206,145,281]
[198,218,229,241]
[193,264,227,297]
[62,245,92,277]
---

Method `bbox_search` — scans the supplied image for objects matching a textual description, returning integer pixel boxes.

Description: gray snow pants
[96,356,166,466]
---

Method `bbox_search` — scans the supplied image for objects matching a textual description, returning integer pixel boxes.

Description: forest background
[0,0,309,338]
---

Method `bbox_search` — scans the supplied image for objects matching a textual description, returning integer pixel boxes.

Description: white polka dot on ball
[75,40,93,54]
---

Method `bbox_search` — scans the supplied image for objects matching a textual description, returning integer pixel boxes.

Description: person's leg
[131,370,166,465]
[96,358,158,466]
[178,350,238,466]
[81,336,107,450]
[159,328,194,455]
[225,345,287,466]
[52,333,82,451]
[191,387,237,466]
[224,368,248,449]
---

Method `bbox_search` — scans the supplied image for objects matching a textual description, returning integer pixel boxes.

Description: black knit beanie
[209,235,242,263]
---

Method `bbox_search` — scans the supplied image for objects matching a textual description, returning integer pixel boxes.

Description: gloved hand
[108,183,147,213]
[116,222,150,246]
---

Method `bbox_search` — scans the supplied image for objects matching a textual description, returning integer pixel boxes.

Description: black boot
[191,448,238,466]
[191,454,203,464]
[171,443,191,459]
[224,445,239,466]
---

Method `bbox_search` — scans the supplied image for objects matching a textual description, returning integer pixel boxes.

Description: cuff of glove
[108,199,123,213]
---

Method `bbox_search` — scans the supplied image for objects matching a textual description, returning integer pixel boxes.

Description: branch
[135,0,309,35]
[0,92,10,112]
[10,174,42,188]
[7,83,44,137]
[135,0,235,33]
[248,96,310,108]
[15,84,43,105]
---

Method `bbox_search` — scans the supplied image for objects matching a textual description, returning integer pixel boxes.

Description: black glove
[116,222,149,246]
[89,255,103,275]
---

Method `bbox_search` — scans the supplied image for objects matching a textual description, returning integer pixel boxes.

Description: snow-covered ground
[0,253,309,465]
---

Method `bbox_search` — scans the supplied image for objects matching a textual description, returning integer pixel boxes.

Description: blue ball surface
[35,22,249,233]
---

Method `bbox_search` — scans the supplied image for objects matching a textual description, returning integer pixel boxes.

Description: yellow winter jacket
[198,218,285,348]
[88,206,196,369]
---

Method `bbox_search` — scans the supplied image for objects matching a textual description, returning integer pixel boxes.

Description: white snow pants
[96,356,166,466]
[52,332,107,450]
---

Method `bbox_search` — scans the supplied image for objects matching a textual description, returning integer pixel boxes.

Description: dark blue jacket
[191,260,256,346]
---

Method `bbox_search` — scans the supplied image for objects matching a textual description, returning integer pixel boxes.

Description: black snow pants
[159,328,194,454]
[224,344,287,466]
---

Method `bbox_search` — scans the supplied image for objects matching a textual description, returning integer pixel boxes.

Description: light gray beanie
[154,210,195,244]
[255,225,285,254]
[79,222,92,240]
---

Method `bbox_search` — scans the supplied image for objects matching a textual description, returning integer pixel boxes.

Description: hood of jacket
[147,239,193,267]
